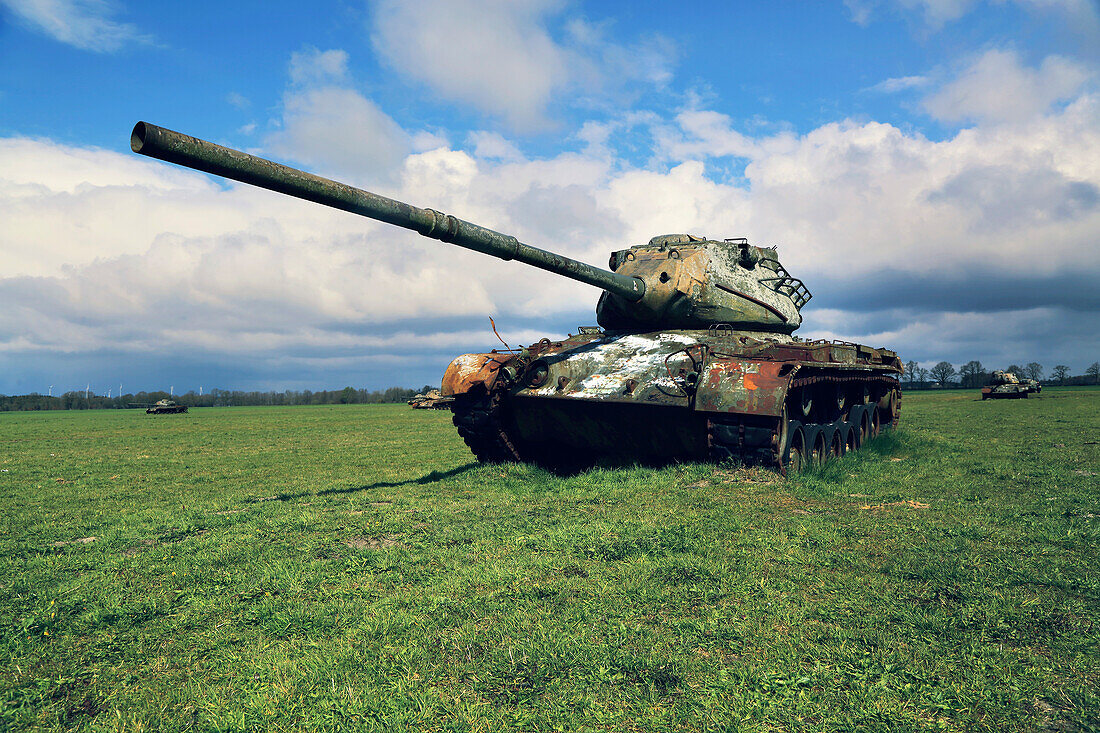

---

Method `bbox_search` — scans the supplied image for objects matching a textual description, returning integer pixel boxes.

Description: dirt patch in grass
[51,536,96,547]
[346,535,404,549]
[857,500,930,510]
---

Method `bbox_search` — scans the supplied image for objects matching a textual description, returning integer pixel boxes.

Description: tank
[131,122,902,473]
[408,389,451,410]
[146,399,188,414]
[981,371,1041,400]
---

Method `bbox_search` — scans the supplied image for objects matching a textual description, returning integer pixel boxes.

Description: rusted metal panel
[696,359,791,416]
[441,352,509,396]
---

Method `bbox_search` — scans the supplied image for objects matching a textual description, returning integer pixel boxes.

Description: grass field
[1,388,1098,732]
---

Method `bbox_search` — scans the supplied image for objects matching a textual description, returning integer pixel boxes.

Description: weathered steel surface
[441,353,509,397]
[595,236,810,333]
[696,359,791,416]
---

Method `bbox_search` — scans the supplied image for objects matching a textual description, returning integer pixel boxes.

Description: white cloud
[266,87,412,183]
[4,64,1100,386]
[849,0,1100,35]
[0,0,151,52]
[226,92,251,110]
[866,75,931,93]
[288,47,349,86]
[900,0,978,25]
[368,0,673,131]
[923,49,1092,123]
[265,48,413,183]
[467,131,525,162]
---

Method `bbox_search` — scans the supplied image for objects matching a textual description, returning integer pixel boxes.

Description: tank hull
[981,384,1040,399]
[146,404,188,414]
[445,330,901,473]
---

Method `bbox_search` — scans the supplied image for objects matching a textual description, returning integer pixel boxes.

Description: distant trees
[1087,362,1100,384]
[905,360,919,388]
[958,360,987,389]
[0,384,437,412]
[931,361,957,387]
[893,359,1094,391]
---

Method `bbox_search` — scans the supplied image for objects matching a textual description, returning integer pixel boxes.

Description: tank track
[708,373,901,474]
[453,374,900,475]
[450,389,522,463]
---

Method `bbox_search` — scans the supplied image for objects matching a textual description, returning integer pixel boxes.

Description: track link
[451,390,522,463]
[708,374,901,474]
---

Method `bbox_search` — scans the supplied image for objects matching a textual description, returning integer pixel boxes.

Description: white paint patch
[529,332,699,398]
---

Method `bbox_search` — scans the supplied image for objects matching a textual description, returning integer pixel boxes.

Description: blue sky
[1,0,1098,395]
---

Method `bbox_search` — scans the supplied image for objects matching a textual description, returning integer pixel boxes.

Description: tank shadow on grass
[261,463,481,503]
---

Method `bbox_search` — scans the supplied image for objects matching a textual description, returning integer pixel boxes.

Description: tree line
[0,386,436,412]
[902,360,1100,389]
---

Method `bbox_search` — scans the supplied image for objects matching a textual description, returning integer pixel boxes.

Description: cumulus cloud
[4,61,1100,390]
[0,0,151,52]
[368,0,673,131]
[266,48,412,183]
[288,47,350,86]
[923,49,1093,123]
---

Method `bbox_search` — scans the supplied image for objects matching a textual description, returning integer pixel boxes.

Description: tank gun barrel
[131,122,645,302]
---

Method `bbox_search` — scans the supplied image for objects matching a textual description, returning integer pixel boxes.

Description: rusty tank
[981,371,1041,400]
[146,399,188,414]
[131,121,902,473]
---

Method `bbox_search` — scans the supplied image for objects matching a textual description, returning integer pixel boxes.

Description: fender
[441,353,512,397]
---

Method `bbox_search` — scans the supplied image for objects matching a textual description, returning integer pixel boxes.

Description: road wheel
[843,422,857,454]
[784,422,808,475]
[828,424,843,459]
[806,426,826,466]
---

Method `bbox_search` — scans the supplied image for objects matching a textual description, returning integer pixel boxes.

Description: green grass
[1,389,1098,732]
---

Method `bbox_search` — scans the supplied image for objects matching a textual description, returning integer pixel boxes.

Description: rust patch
[441,352,511,397]
[696,359,790,416]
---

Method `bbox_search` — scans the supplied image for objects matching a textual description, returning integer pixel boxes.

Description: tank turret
[130,122,808,333]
